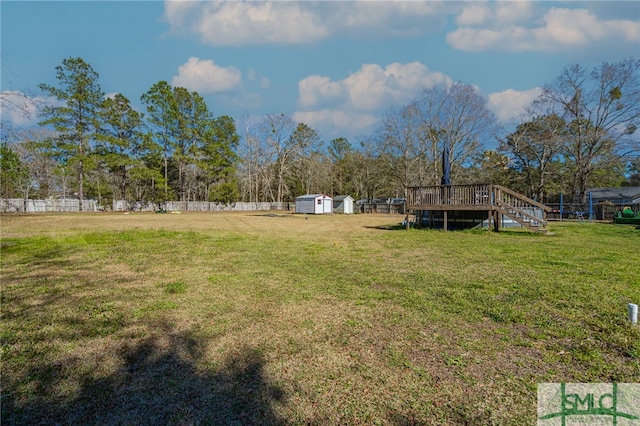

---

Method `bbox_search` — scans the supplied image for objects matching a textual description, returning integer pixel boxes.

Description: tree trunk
[78,159,84,212]
[579,171,588,204]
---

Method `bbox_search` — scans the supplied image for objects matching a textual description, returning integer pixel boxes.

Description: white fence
[113,200,293,212]
[1,198,296,213]
[0,198,98,213]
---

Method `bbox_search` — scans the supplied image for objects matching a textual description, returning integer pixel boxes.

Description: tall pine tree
[39,57,103,210]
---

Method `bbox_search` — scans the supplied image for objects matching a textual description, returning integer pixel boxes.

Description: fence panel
[1,199,97,213]
[109,200,293,212]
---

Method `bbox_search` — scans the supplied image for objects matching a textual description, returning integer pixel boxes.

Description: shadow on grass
[364,224,407,231]
[364,224,486,232]
[364,224,552,237]
[3,325,286,425]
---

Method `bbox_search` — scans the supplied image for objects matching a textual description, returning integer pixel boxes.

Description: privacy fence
[1,198,99,213]
[357,201,405,215]
[0,198,293,213]
[113,200,293,213]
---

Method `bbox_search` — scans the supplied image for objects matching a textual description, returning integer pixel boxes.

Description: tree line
[1,57,639,209]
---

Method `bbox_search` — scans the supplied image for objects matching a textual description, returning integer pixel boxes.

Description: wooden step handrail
[495,199,545,226]
[492,185,552,212]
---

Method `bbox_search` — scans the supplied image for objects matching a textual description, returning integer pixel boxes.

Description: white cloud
[171,57,242,93]
[163,0,201,33]
[494,1,534,25]
[348,62,453,110]
[299,62,451,111]
[165,1,328,46]
[163,1,446,46]
[298,75,344,108]
[487,87,543,123]
[449,5,640,52]
[541,8,639,46]
[456,3,493,27]
[331,1,447,36]
[164,1,638,53]
[456,0,534,27]
[295,61,453,138]
[0,91,52,127]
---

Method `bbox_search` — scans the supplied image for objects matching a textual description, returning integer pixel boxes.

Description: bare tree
[378,104,429,192]
[13,128,61,198]
[237,115,271,203]
[353,137,391,201]
[540,58,640,203]
[1,53,40,134]
[260,114,298,203]
[413,83,497,185]
[0,91,39,139]
[289,123,324,196]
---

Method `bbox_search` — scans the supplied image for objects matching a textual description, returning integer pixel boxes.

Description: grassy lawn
[1,212,639,425]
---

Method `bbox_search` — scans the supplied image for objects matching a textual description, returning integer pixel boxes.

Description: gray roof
[295,194,331,200]
[588,187,640,201]
[334,195,354,201]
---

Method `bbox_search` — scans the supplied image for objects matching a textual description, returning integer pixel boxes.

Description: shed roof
[334,195,354,201]
[295,194,331,200]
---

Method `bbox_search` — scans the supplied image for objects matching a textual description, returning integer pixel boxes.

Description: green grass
[1,213,639,425]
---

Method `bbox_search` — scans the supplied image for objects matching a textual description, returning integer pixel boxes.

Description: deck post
[443,210,448,231]
[494,186,501,232]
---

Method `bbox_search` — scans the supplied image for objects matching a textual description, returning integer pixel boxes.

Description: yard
[1,212,639,424]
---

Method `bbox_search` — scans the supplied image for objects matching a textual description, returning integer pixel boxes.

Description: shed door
[323,198,332,214]
[345,199,352,214]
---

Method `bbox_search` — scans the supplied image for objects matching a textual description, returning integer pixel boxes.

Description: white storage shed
[295,194,333,214]
[333,195,354,214]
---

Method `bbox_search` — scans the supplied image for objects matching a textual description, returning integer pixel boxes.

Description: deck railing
[406,183,492,210]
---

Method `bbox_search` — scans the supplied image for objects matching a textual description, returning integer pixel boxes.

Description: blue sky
[2,1,639,144]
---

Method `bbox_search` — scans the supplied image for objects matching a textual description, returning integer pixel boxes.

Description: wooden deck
[405,184,552,232]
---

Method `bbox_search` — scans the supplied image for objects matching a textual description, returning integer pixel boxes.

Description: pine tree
[38,57,104,210]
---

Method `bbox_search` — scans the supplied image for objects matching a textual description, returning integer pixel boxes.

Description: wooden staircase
[492,185,551,234]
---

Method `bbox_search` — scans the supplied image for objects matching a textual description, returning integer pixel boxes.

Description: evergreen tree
[200,115,240,203]
[141,81,175,202]
[98,93,145,202]
[38,57,104,210]
[0,142,25,198]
